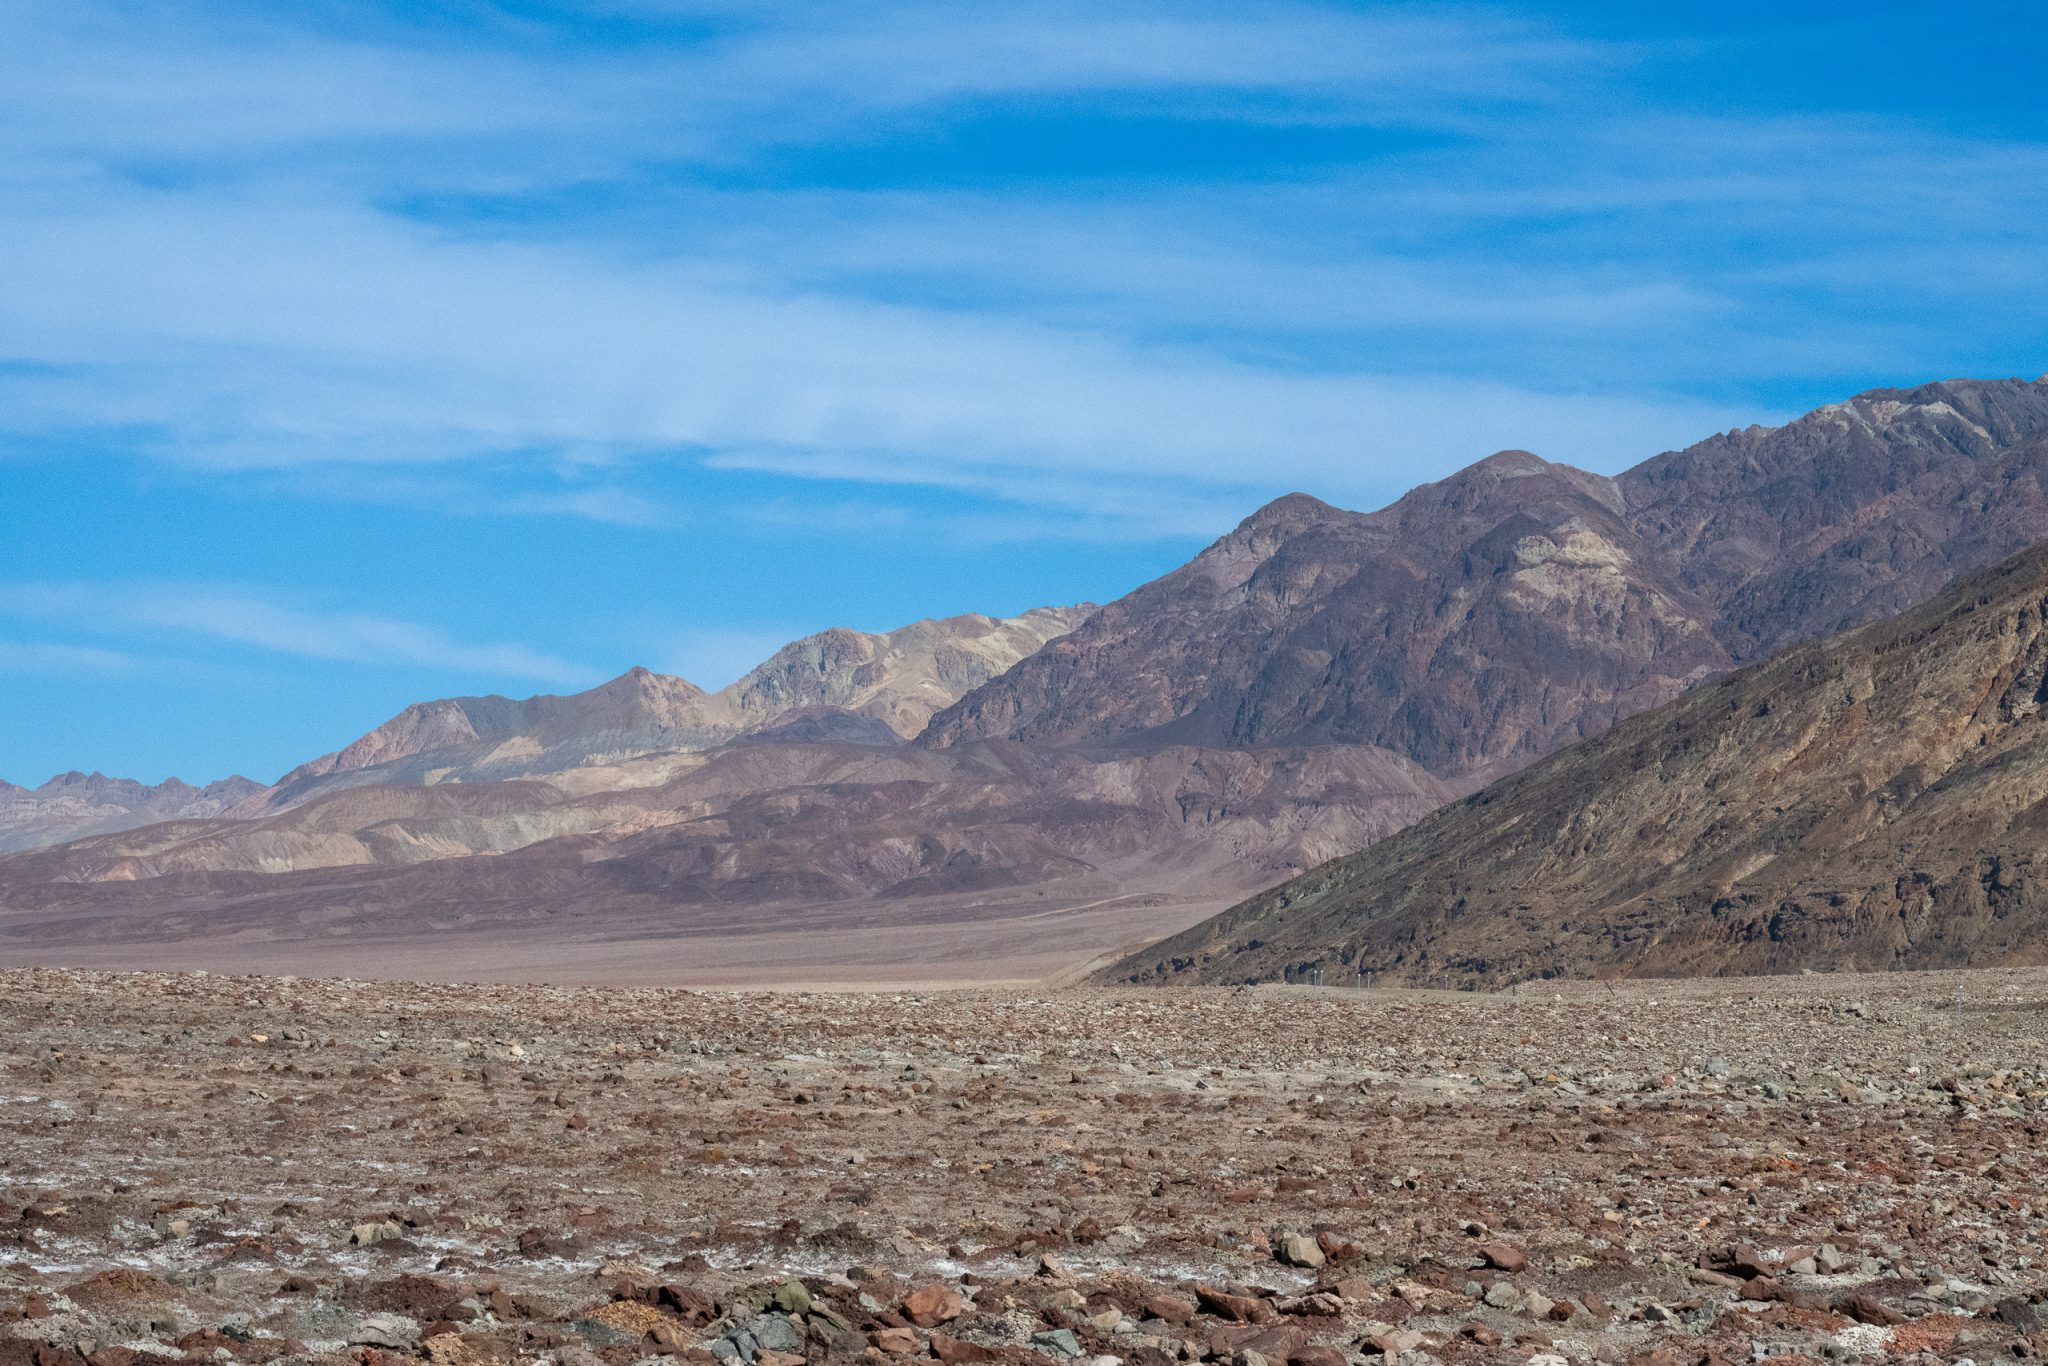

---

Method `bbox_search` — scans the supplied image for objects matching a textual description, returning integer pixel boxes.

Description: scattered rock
[1274,1232,1324,1268]
[902,1285,965,1328]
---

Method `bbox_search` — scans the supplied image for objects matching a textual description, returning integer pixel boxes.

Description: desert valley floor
[0,887,1228,989]
[3,966,2047,1366]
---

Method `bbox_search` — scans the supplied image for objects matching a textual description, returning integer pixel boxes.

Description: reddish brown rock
[1196,1286,1275,1324]
[1478,1243,1528,1273]
[656,1285,716,1326]
[930,1335,999,1365]
[902,1285,965,1328]
[1290,1347,1346,1366]
[1143,1295,1197,1324]
[1835,1293,1907,1326]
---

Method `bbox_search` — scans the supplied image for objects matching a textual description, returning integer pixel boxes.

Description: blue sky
[2,0,2044,785]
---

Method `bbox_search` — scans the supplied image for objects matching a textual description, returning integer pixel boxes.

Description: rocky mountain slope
[0,772,266,854]
[925,378,2048,779]
[255,606,1092,811]
[1106,537,2048,987]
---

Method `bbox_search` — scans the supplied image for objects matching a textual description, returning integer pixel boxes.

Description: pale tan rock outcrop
[251,605,1095,813]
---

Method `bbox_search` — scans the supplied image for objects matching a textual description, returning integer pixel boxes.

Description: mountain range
[924,379,2048,777]
[4,375,2047,983]
[257,604,1094,809]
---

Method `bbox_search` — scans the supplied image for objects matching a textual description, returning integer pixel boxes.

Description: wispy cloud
[0,0,2040,542]
[0,185,1767,513]
[0,583,594,686]
[0,2,1599,173]
[254,464,675,527]
[492,486,671,527]
[0,641,141,675]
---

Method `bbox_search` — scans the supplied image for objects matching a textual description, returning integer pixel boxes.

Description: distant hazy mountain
[1107,536,2048,986]
[0,772,266,853]
[3,740,1450,901]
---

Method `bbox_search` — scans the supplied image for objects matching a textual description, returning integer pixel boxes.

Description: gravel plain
[3,966,2047,1366]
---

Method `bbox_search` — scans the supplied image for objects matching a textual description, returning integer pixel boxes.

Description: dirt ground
[0,891,1228,990]
[3,966,2046,1366]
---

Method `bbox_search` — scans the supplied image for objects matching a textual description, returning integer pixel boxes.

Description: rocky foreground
[2,969,2046,1366]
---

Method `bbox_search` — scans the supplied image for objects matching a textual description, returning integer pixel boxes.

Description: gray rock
[746,1314,803,1354]
[1276,1231,1325,1268]
[1032,1328,1084,1359]
[1483,1282,1521,1310]
[1103,1224,1147,1255]
[573,1318,642,1349]
[348,1313,419,1350]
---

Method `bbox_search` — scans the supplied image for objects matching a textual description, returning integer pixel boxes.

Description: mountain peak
[1472,448,1550,473]
[722,605,1093,741]
[596,665,705,700]
[925,373,2048,764]
[1237,492,1338,531]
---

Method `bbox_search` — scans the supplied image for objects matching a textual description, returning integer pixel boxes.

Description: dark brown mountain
[923,378,2048,780]
[1105,538,2048,987]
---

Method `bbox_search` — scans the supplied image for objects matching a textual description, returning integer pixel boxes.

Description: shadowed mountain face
[1105,539,2048,987]
[924,379,2048,779]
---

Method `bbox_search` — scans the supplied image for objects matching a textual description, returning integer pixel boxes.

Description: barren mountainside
[924,378,2048,780]
[1107,538,2048,987]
